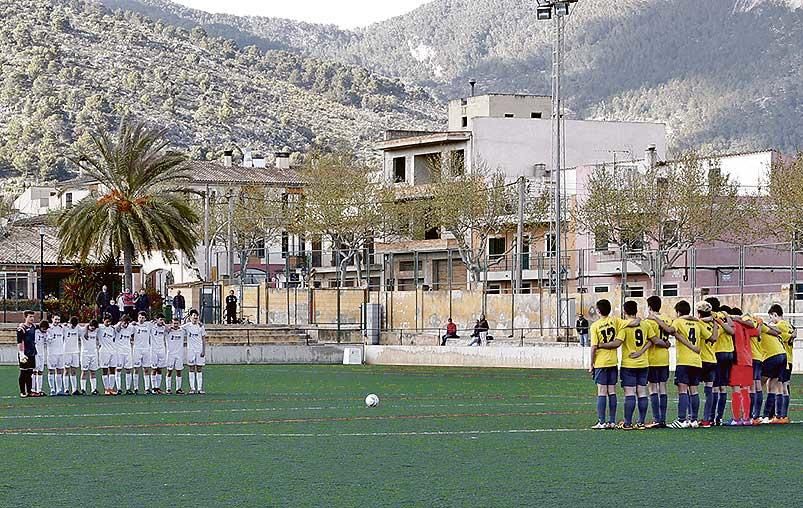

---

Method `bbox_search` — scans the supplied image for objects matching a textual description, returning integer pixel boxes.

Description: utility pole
[515,176,526,294]
[537,0,578,333]
[203,185,210,280]
[227,189,235,282]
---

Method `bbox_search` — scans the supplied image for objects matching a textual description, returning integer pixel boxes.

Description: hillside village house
[375,92,667,294]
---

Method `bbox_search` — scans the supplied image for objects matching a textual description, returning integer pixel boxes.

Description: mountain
[0,0,442,182]
[109,0,803,155]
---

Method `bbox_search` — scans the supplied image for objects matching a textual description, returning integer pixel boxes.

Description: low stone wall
[0,343,361,366]
[365,345,803,373]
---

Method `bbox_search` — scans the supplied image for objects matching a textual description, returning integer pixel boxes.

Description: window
[424,227,440,240]
[531,112,542,119]
[398,261,415,272]
[39,197,49,207]
[708,165,722,187]
[662,283,679,297]
[795,283,803,300]
[487,283,502,295]
[0,272,29,299]
[625,285,644,298]
[594,227,609,252]
[594,286,609,294]
[461,116,468,128]
[488,237,506,261]
[65,193,73,209]
[449,149,465,176]
[622,230,644,252]
[393,157,406,183]
[545,233,557,257]
[504,113,514,118]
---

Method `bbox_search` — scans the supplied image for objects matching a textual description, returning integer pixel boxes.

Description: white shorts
[100,352,117,369]
[166,352,183,371]
[186,350,205,367]
[117,353,132,370]
[63,353,80,368]
[132,349,151,369]
[81,355,98,371]
[35,354,45,371]
[151,350,167,369]
[47,353,64,370]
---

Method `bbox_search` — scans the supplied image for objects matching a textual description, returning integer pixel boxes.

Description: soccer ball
[365,394,380,407]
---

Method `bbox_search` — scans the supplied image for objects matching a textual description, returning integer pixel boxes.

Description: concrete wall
[365,344,803,373]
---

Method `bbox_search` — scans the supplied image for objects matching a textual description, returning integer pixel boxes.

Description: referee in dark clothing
[16,310,37,397]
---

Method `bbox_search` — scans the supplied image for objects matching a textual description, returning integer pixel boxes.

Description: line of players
[589,296,795,429]
[17,309,207,397]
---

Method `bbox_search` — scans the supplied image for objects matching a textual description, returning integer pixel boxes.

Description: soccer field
[0,365,800,507]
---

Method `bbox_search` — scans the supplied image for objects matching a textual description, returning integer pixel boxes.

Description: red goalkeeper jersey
[733,321,758,367]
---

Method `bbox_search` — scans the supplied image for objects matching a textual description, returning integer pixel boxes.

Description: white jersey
[116,325,134,355]
[83,327,99,356]
[133,322,152,350]
[47,325,65,355]
[63,325,83,354]
[167,327,184,355]
[35,328,47,350]
[98,324,117,349]
[182,322,206,352]
[150,324,167,353]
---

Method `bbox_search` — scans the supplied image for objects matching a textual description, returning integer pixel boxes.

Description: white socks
[90,377,97,391]
[126,372,133,391]
[165,374,172,391]
[55,373,63,393]
[189,372,196,391]
[70,375,77,392]
[196,372,203,391]
[176,375,182,390]
[144,374,151,391]
[115,371,122,389]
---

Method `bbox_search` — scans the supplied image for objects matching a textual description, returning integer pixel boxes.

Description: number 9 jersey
[617,321,655,369]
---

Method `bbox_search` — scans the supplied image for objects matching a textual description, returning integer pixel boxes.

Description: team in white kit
[25,309,207,397]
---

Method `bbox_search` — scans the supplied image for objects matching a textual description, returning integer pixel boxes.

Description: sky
[174,0,431,28]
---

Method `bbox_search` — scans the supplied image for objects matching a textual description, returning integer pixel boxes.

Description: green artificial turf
[0,365,800,507]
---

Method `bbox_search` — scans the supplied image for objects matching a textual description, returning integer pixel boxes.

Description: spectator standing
[225,290,238,324]
[576,313,590,347]
[172,290,186,322]
[106,299,121,324]
[134,288,150,317]
[120,288,135,320]
[95,285,111,319]
[442,318,459,346]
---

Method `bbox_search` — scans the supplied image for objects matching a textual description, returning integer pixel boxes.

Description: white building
[12,186,58,216]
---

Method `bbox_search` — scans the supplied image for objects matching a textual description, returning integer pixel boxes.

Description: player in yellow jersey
[668,300,712,429]
[780,322,795,423]
[608,301,656,430]
[697,302,719,427]
[765,305,792,423]
[706,298,735,426]
[645,296,673,428]
[589,299,632,429]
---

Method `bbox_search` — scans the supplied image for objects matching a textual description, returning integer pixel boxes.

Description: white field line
[0,401,590,420]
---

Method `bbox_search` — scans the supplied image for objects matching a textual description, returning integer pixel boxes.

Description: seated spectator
[442,318,459,346]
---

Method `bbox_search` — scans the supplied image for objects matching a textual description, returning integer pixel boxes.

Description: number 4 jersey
[672,317,711,367]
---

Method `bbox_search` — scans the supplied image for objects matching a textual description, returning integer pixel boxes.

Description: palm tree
[58,122,200,290]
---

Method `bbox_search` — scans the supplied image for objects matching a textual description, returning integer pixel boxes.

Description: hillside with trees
[0,0,442,182]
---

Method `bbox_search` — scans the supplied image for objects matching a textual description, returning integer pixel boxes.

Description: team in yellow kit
[589,297,795,429]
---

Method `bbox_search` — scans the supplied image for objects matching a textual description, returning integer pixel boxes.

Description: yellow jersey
[590,316,624,368]
[700,320,716,364]
[750,318,764,360]
[713,311,735,353]
[776,320,794,365]
[759,323,786,360]
[672,317,711,367]
[617,320,654,369]
[647,315,671,367]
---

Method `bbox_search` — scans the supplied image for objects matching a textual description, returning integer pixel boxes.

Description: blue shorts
[620,367,648,387]
[762,354,787,379]
[648,366,670,384]
[593,366,618,386]
[701,362,717,384]
[714,352,733,387]
[781,366,792,383]
[675,365,702,386]
[752,360,763,380]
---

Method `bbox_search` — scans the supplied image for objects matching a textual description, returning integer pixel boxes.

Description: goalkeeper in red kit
[727,308,759,425]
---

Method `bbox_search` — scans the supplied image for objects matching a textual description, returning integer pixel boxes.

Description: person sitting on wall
[468,316,491,346]
[442,318,459,346]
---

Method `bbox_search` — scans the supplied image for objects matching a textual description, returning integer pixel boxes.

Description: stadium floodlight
[536,6,553,20]
[554,1,570,16]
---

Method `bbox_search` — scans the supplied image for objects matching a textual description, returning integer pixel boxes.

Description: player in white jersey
[81,319,100,395]
[149,314,168,394]
[46,315,66,395]
[132,312,153,394]
[98,314,118,395]
[33,320,49,396]
[166,317,185,394]
[115,316,135,395]
[63,317,83,395]
[182,309,207,394]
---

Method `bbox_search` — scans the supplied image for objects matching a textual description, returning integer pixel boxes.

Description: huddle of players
[16,308,207,397]
[589,295,794,429]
